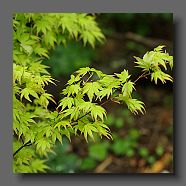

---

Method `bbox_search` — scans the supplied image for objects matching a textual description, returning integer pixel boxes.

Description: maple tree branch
[134,71,150,83]
[13,141,32,157]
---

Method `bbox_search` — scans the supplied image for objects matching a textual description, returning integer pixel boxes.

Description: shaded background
[43,13,173,173]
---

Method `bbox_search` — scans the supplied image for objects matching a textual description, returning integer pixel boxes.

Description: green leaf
[98,87,113,100]
[20,88,39,102]
[92,121,112,139]
[82,82,102,102]
[38,93,56,108]
[54,120,72,130]
[20,43,33,55]
[57,97,74,111]
[82,124,98,142]
[98,75,120,89]
[76,67,91,76]
[90,105,106,121]
[31,159,50,173]
[115,69,131,83]
[34,46,49,58]
[62,107,79,121]
[62,84,81,96]
[67,74,81,85]
[151,70,173,84]
[122,81,135,97]
[124,98,145,114]
[154,45,165,52]
[43,31,57,48]
[35,139,52,156]
[78,101,93,113]
[139,147,149,158]
[61,128,71,142]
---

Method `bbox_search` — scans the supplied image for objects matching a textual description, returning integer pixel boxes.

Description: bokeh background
[43,13,173,173]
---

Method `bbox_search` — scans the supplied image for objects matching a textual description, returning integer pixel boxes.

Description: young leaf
[115,69,131,83]
[20,88,39,102]
[82,82,102,102]
[76,67,91,77]
[90,105,106,121]
[122,81,135,97]
[93,121,112,139]
[82,124,98,142]
[151,70,173,84]
[54,120,72,130]
[57,97,74,111]
[124,98,145,114]
[62,84,81,96]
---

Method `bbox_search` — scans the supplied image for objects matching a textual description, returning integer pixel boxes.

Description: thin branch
[13,141,32,157]
[106,32,172,49]
[134,71,150,83]
[100,99,110,106]
[85,72,94,83]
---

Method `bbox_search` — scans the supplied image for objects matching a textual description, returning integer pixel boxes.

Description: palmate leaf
[51,129,63,143]
[34,46,49,58]
[93,121,112,139]
[62,107,80,121]
[74,122,98,142]
[78,101,93,114]
[20,88,39,102]
[62,84,81,96]
[154,45,165,52]
[90,104,106,121]
[57,97,74,111]
[29,61,50,75]
[115,69,131,83]
[98,75,120,89]
[134,45,173,73]
[13,13,106,173]
[42,31,57,48]
[54,120,72,130]
[124,98,145,115]
[98,87,113,100]
[32,75,56,87]
[60,128,71,142]
[90,68,106,78]
[30,159,50,173]
[82,82,102,102]
[34,16,52,35]
[83,124,98,142]
[122,81,135,97]
[134,56,151,71]
[37,93,56,108]
[20,43,33,55]
[35,139,52,156]
[151,70,173,84]
[75,67,91,77]
[67,74,81,85]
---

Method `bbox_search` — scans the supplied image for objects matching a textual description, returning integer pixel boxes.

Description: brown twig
[94,155,113,173]
[107,32,172,49]
[134,72,150,84]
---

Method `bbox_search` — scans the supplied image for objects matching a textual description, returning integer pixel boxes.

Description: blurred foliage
[97,13,172,38]
[44,41,96,78]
